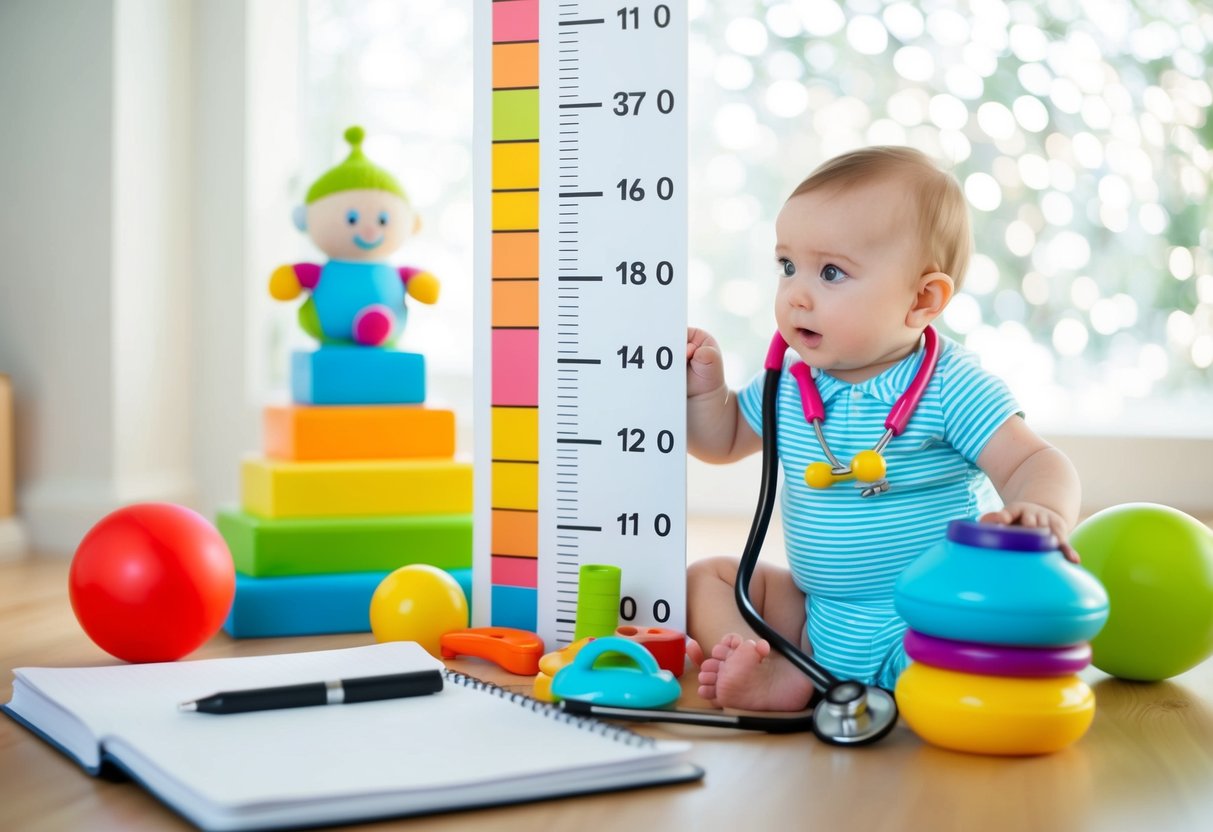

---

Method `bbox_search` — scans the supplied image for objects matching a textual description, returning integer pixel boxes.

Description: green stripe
[493,89,539,140]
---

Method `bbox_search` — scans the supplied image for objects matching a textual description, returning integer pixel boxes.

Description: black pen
[178,670,444,715]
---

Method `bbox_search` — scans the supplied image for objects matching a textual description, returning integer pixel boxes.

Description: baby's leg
[687,557,815,711]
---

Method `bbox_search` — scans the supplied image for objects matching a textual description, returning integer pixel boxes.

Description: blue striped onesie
[737,335,1022,690]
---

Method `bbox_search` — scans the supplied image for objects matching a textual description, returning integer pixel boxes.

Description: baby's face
[306,189,418,261]
[773,177,928,383]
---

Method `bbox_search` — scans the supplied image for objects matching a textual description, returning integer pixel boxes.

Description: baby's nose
[787,280,813,308]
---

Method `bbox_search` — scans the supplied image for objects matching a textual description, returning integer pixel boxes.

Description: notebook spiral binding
[442,669,657,748]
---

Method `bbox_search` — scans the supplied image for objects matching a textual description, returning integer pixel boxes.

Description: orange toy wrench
[440,626,545,676]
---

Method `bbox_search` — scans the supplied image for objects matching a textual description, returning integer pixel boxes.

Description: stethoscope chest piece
[812,682,899,746]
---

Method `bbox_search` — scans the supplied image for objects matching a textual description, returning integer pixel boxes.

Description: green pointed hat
[305,126,408,204]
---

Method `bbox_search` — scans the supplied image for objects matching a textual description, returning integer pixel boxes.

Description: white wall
[0,0,195,554]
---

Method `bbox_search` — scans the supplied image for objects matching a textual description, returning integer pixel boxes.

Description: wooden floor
[2,529,1212,832]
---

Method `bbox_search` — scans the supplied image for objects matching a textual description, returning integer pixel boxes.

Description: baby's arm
[686,327,761,463]
[977,416,1082,562]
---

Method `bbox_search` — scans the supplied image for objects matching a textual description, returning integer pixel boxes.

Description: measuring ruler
[473,0,687,648]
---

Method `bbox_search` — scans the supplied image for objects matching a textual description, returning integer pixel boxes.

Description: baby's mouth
[797,328,823,348]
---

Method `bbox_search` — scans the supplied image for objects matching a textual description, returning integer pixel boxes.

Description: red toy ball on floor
[68,503,236,663]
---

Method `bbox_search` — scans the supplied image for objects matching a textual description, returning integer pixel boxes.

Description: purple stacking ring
[903,629,1092,677]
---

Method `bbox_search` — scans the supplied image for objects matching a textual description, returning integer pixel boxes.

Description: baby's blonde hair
[789,146,972,288]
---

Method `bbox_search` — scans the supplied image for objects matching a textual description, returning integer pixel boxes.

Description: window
[687,0,1212,435]
[265,0,476,411]
[290,0,1210,437]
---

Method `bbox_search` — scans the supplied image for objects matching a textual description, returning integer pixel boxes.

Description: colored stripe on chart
[490,0,539,608]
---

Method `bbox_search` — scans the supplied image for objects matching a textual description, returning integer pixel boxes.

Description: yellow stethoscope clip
[805,449,888,493]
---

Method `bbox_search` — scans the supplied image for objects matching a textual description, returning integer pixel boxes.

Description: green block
[218,509,472,577]
[492,89,539,140]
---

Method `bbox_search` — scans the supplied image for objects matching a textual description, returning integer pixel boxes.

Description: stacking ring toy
[895,663,1096,756]
[903,630,1092,678]
[894,521,1109,647]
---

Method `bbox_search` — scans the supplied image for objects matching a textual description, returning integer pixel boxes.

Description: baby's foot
[353,304,395,346]
[697,633,815,711]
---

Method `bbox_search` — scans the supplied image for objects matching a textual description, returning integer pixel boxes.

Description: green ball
[1072,503,1213,681]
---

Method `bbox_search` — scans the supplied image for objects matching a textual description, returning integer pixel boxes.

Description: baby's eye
[820,264,849,283]
[778,258,796,278]
[378,211,389,226]
[346,209,360,225]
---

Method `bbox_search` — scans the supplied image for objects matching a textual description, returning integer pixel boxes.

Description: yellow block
[242,458,472,519]
[263,405,455,461]
[492,406,538,461]
[491,461,537,511]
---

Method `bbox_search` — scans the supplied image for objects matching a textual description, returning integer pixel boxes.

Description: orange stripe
[492,510,538,557]
[492,280,539,328]
[492,42,539,88]
[492,231,539,278]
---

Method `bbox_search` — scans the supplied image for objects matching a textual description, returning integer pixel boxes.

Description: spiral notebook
[2,642,701,831]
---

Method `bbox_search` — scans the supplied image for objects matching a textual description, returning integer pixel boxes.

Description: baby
[685,146,1081,712]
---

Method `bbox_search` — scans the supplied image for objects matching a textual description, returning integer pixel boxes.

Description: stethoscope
[562,327,940,746]
[732,325,939,745]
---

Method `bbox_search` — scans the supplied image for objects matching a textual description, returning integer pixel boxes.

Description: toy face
[306,189,419,261]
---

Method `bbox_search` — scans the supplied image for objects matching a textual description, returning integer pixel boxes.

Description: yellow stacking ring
[895,663,1096,756]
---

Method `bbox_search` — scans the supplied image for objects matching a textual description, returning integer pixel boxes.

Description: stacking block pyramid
[893,520,1109,755]
[220,346,473,637]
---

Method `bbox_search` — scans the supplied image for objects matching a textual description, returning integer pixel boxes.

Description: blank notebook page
[14,642,688,810]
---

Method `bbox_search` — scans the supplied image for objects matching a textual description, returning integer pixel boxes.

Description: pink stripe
[492,555,538,588]
[493,0,538,42]
[492,328,538,405]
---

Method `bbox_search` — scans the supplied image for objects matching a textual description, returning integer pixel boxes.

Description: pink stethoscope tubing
[764,326,941,497]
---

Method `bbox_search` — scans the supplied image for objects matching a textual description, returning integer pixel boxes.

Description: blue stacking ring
[894,520,1109,647]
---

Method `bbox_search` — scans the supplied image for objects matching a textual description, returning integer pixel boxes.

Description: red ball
[69,503,235,662]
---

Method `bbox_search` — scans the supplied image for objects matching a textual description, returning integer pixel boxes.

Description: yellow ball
[805,461,836,489]
[369,565,469,657]
[851,449,887,483]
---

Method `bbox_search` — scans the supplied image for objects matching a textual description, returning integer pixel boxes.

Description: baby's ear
[907,271,954,327]
[291,204,308,232]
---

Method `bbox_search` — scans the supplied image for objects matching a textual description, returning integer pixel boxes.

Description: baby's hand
[980,504,1080,563]
[686,327,725,399]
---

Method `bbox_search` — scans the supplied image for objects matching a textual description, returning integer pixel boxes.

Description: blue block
[224,567,473,638]
[291,347,425,405]
[491,586,537,632]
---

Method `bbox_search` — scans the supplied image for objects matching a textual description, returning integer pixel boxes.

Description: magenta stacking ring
[903,629,1092,677]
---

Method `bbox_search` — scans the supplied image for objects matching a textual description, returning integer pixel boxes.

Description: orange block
[264,405,455,461]
[492,231,538,278]
[492,280,538,328]
[492,509,537,557]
